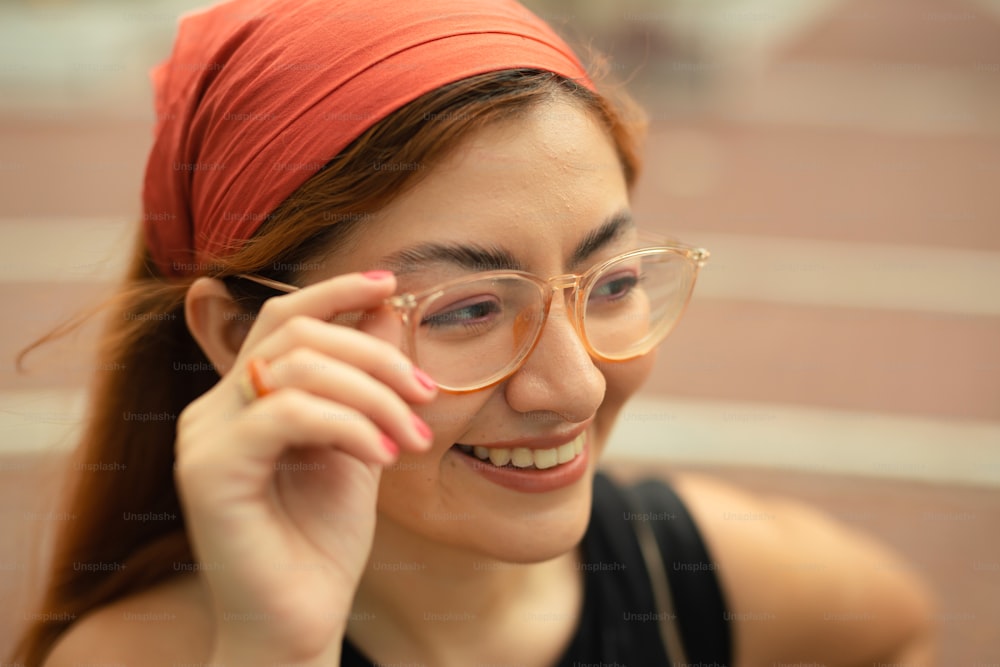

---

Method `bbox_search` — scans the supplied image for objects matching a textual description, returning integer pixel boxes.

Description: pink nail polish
[411,414,432,441]
[362,270,393,281]
[379,433,399,457]
[412,367,437,392]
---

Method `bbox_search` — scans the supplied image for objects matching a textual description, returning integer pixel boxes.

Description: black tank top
[341,472,732,666]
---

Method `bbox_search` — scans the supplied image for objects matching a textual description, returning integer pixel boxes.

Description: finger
[195,388,401,475]
[247,315,437,404]
[357,300,403,350]
[241,271,398,350]
[266,348,432,451]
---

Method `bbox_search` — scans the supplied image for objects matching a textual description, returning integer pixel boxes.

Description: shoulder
[43,574,213,667]
[668,472,935,666]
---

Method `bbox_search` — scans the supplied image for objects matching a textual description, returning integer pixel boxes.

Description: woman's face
[309,97,655,562]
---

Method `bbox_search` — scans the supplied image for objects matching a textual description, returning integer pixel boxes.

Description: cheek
[594,349,657,449]
[412,394,482,445]
[605,347,657,407]
[374,392,489,508]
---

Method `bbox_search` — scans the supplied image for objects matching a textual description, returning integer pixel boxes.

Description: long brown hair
[11,68,645,665]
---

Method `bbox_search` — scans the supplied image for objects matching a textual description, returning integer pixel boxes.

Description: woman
[14,0,933,665]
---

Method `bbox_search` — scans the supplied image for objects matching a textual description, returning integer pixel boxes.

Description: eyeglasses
[234,232,709,393]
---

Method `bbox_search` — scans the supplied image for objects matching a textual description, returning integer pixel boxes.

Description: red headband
[142,0,593,277]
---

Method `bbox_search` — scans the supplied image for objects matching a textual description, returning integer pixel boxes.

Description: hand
[174,271,436,665]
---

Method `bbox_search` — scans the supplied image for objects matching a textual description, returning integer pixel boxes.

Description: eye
[589,271,639,304]
[421,295,502,329]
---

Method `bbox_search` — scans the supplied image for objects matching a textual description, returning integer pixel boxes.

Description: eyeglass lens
[407,251,696,391]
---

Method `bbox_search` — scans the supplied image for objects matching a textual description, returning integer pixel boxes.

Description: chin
[376,411,638,569]
[469,482,595,564]
[376,451,598,565]
[442,447,601,564]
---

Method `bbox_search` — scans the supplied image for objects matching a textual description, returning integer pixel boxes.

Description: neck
[348,515,583,660]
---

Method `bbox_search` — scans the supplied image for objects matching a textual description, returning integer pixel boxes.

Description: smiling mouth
[453,431,586,470]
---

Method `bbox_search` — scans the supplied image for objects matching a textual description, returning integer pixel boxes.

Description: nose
[503,291,606,423]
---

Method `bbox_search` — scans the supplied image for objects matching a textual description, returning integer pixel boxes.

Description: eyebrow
[378,209,634,276]
[568,210,634,267]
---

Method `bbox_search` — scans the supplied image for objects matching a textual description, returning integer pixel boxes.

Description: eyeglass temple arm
[233,274,301,293]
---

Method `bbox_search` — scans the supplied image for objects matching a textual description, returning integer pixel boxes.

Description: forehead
[321,98,630,275]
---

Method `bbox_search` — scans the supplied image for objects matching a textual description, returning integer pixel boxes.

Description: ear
[184,277,253,377]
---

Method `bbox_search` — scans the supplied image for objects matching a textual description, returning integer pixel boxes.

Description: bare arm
[671,473,936,667]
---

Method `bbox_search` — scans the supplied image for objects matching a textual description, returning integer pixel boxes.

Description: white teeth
[510,448,534,468]
[488,448,511,467]
[533,447,558,470]
[461,432,586,470]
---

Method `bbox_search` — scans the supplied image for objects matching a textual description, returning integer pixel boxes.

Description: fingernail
[411,414,433,442]
[362,270,393,281]
[412,367,437,392]
[379,433,399,458]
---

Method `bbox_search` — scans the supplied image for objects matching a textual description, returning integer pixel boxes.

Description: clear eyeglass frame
[233,232,709,393]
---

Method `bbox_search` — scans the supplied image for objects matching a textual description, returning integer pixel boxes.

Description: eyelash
[421,297,502,330]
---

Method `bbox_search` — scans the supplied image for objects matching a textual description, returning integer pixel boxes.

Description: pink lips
[454,420,591,451]
[450,429,590,494]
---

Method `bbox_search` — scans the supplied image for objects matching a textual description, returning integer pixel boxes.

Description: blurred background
[1,0,998,662]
